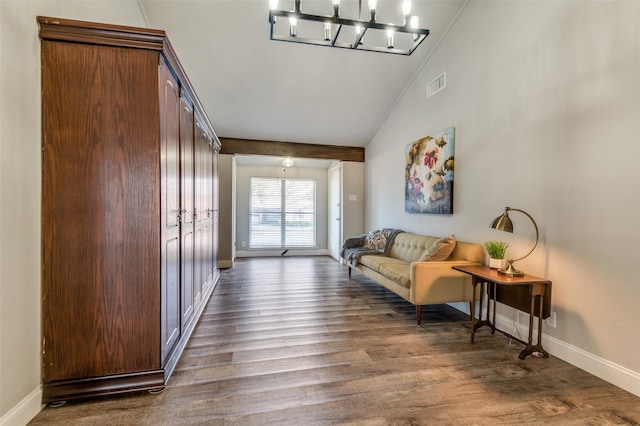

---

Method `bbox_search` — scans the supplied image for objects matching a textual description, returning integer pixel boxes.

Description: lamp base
[498,261,525,277]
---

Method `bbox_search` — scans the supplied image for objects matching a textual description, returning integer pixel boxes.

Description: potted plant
[483,240,510,269]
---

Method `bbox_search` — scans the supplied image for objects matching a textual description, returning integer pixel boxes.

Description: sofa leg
[348,266,351,279]
[416,305,422,325]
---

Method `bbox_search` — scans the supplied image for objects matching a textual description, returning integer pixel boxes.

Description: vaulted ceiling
[140,0,468,148]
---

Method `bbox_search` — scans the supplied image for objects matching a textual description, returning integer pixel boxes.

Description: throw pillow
[363,229,389,252]
[419,234,456,261]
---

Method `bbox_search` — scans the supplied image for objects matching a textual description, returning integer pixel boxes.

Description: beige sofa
[342,232,484,324]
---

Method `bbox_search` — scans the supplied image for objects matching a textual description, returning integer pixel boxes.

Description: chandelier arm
[506,207,539,264]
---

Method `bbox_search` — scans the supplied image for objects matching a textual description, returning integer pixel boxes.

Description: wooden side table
[452,264,552,360]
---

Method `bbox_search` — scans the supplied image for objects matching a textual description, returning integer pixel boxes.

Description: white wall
[0,2,146,424]
[365,1,640,395]
[235,164,329,257]
[341,161,365,239]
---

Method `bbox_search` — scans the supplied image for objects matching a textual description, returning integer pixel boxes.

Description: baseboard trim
[42,370,165,404]
[450,301,640,398]
[236,249,329,257]
[218,259,234,269]
[541,331,640,397]
[0,386,43,426]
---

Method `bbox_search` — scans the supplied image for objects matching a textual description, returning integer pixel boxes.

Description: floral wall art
[405,127,455,214]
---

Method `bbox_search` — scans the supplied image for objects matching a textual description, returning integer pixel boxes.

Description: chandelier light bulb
[386,28,394,49]
[269,0,279,23]
[410,15,420,40]
[403,0,412,25]
[289,17,297,37]
[368,0,377,21]
[402,1,412,17]
[324,22,332,41]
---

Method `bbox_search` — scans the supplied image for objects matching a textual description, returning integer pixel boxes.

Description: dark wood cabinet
[39,16,220,404]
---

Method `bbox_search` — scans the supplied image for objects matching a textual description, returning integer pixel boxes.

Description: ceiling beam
[219,138,364,162]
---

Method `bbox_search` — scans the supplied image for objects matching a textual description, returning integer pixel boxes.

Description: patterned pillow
[419,234,456,261]
[363,229,390,252]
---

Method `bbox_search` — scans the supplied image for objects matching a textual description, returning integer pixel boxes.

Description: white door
[328,163,341,261]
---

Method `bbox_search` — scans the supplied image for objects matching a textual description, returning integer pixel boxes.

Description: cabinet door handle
[176,209,187,222]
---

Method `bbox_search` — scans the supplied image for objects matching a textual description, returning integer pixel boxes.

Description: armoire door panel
[41,40,161,381]
[180,95,195,327]
[160,63,180,231]
[162,236,180,361]
[194,120,207,299]
[159,56,182,362]
[181,230,195,323]
[205,139,215,285]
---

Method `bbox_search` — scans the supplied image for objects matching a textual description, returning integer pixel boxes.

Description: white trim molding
[218,259,235,269]
[236,249,328,258]
[0,386,43,426]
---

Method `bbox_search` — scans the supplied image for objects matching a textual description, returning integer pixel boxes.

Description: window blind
[249,177,316,248]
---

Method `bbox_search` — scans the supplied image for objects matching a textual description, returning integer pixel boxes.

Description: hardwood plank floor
[30,256,640,425]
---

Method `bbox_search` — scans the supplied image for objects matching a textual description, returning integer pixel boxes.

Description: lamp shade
[489,210,513,233]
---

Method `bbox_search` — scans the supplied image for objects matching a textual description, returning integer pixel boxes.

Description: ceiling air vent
[426,71,446,98]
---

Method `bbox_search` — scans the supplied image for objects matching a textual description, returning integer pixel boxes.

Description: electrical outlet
[241,241,246,248]
[546,311,556,328]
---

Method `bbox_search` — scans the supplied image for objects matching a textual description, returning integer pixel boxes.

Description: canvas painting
[405,127,455,214]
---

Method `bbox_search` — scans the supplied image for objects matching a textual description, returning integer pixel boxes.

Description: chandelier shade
[268,0,430,55]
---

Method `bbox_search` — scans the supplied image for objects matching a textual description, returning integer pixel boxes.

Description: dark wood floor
[31,256,640,425]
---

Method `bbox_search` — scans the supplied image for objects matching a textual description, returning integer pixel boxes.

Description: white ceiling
[140,0,467,148]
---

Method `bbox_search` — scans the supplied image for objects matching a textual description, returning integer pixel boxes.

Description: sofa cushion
[378,263,411,288]
[359,255,407,273]
[419,234,457,261]
[359,254,384,272]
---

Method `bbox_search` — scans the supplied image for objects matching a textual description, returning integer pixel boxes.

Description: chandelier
[268,0,430,55]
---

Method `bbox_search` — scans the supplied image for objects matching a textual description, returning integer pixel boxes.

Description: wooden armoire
[38,16,220,404]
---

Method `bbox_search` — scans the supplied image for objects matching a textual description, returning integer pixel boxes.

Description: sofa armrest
[340,234,367,257]
[409,260,482,304]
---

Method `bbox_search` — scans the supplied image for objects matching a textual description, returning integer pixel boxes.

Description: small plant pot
[489,258,507,269]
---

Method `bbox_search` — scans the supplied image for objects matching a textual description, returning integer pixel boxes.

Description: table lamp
[489,207,539,277]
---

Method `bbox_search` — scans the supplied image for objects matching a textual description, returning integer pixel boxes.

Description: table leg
[478,282,484,323]
[473,281,493,332]
[535,294,549,357]
[470,280,477,343]
[491,282,497,335]
[519,292,550,360]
